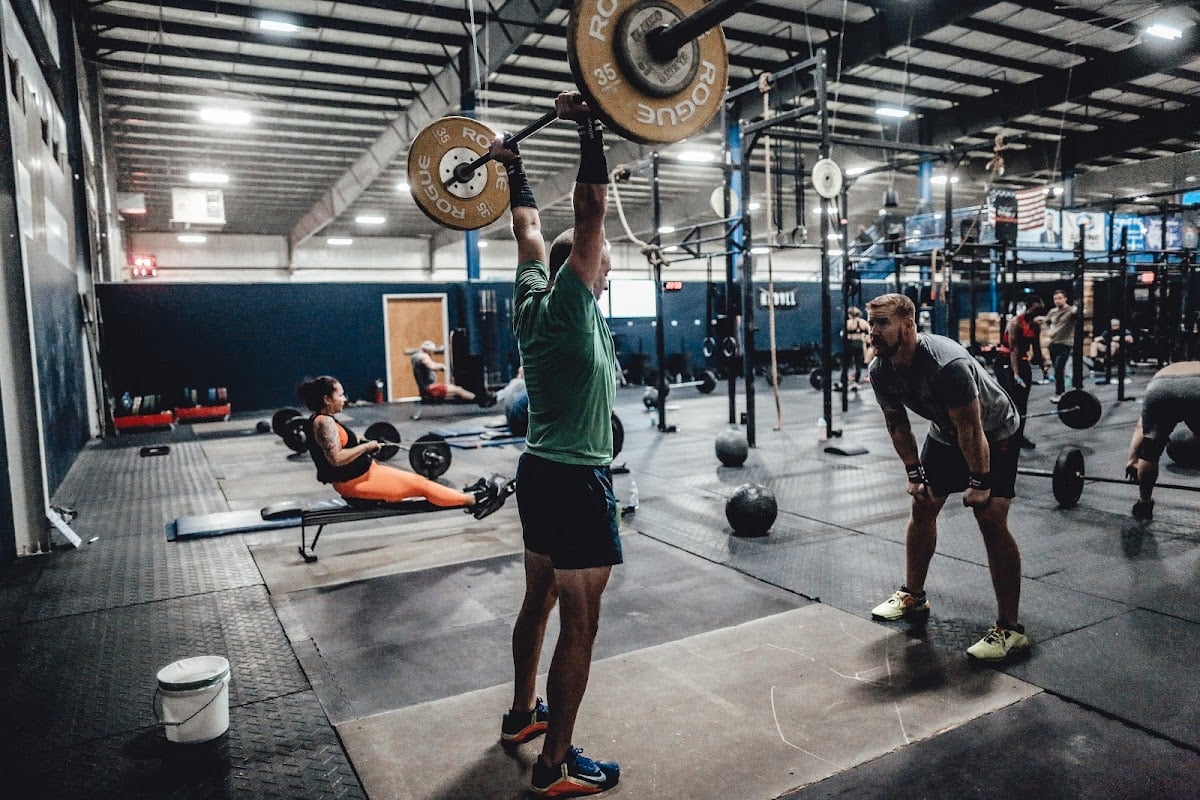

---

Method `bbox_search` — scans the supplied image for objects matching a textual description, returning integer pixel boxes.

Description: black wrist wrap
[504,158,537,210]
[968,472,991,490]
[905,463,926,483]
[576,118,609,185]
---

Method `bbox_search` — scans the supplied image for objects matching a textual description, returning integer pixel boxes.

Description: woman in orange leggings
[297,376,510,519]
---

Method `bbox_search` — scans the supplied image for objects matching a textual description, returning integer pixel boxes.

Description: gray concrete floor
[2,374,1199,798]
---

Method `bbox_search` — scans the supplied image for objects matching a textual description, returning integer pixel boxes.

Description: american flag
[1016,186,1046,231]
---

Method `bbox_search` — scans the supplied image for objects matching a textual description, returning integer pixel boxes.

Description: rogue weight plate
[1052,446,1085,507]
[282,416,309,453]
[272,407,301,437]
[409,433,452,479]
[1057,389,1102,430]
[407,116,510,230]
[568,0,729,145]
[364,421,402,462]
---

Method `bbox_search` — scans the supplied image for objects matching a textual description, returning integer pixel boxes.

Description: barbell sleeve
[647,0,749,60]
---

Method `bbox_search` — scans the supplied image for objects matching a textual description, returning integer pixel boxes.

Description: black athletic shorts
[1137,375,1200,462]
[515,452,622,569]
[920,433,1019,499]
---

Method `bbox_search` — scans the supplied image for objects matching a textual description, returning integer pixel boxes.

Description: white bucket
[154,655,231,743]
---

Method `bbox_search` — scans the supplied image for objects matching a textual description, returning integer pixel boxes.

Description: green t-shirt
[514,259,615,465]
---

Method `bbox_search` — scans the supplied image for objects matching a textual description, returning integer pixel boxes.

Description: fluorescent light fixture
[188,171,228,184]
[931,175,959,185]
[664,245,681,252]
[355,214,386,225]
[199,107,250,125]
[1146,24,1182,40]
[396,181,411,192]
[677,149,714,163]
[846,166,868,176]
[657,225,676,234]
[1187,175,1196,182]
[1049,186,1064,196]
[827,232,841,240]
[828,249,844,256]
[1134,195,1151,202]
[327,237,353,246]
[177,233,207,244]
[748,201,761,211]
[477,240,488,249]
[876,106,910,118]
[749,245,770,254]
[259,19,299,33]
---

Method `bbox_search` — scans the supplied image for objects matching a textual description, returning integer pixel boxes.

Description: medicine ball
[505,391,529,437]
[725,483,777,537]
[1166,428,1200,468]
[715,428,749,467]
[255,420,272,434]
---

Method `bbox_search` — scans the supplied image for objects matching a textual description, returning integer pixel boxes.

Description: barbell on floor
[643,369,719,408]
[1020,388,1103,430]
[1019,446,1200,507]
[408,0,744,229]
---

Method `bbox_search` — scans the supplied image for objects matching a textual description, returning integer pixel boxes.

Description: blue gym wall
[99,280,912,416]
[96,282,520,413]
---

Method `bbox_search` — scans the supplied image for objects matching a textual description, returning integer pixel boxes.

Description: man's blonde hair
[865,293,916,320]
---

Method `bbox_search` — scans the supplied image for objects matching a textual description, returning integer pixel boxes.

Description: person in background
[412,340,496,407]
[296,375,510,518]
[1088,319,1134,383]
[995,296,1044,450]
[1124,361,1200,520]
[843,306,872,385]
[1041,289,1078,403]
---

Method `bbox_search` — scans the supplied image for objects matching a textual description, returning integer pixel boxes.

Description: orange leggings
[333,462,470,507]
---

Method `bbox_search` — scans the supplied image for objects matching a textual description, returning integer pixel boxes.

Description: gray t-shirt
[870,333,1020,444]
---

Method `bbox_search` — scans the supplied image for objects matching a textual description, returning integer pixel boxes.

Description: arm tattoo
[314,418,341,457]
[882,405,911,436]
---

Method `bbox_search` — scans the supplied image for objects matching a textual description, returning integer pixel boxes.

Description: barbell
[1020,446,1200,508]
[272,412,453,479]
[643,368,719,408]
[364,421,454,479]
[1020,388,1103,430]
[408,0,741,230]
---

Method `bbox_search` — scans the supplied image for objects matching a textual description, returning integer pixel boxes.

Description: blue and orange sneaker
[500,697,549,744]
[530,746,620,797]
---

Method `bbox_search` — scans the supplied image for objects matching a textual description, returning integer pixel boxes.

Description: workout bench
[261,496,453,563]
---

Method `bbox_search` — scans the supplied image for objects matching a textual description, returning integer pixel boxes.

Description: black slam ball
[1166,428,1200,468]
[725,483,778,537]
[715,428,749,467]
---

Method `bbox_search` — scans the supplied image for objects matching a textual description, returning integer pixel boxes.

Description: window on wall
[606,279,657,319]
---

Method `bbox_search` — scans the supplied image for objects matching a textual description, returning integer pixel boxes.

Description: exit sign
[663,280,684,291]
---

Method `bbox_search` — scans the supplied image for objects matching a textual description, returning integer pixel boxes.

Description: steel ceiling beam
[1001,103,1200,178]
[289,0,563,249]
[918,27,1200,146]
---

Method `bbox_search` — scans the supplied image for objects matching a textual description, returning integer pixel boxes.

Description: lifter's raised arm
[557,92,609,295]
[489,132,545,265]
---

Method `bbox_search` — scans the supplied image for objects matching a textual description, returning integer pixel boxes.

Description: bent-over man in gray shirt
[866,293,1030,662]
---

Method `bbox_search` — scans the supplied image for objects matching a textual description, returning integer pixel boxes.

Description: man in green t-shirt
[489,91,621,797]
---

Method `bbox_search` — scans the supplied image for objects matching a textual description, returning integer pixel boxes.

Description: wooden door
[384,294,449,400]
